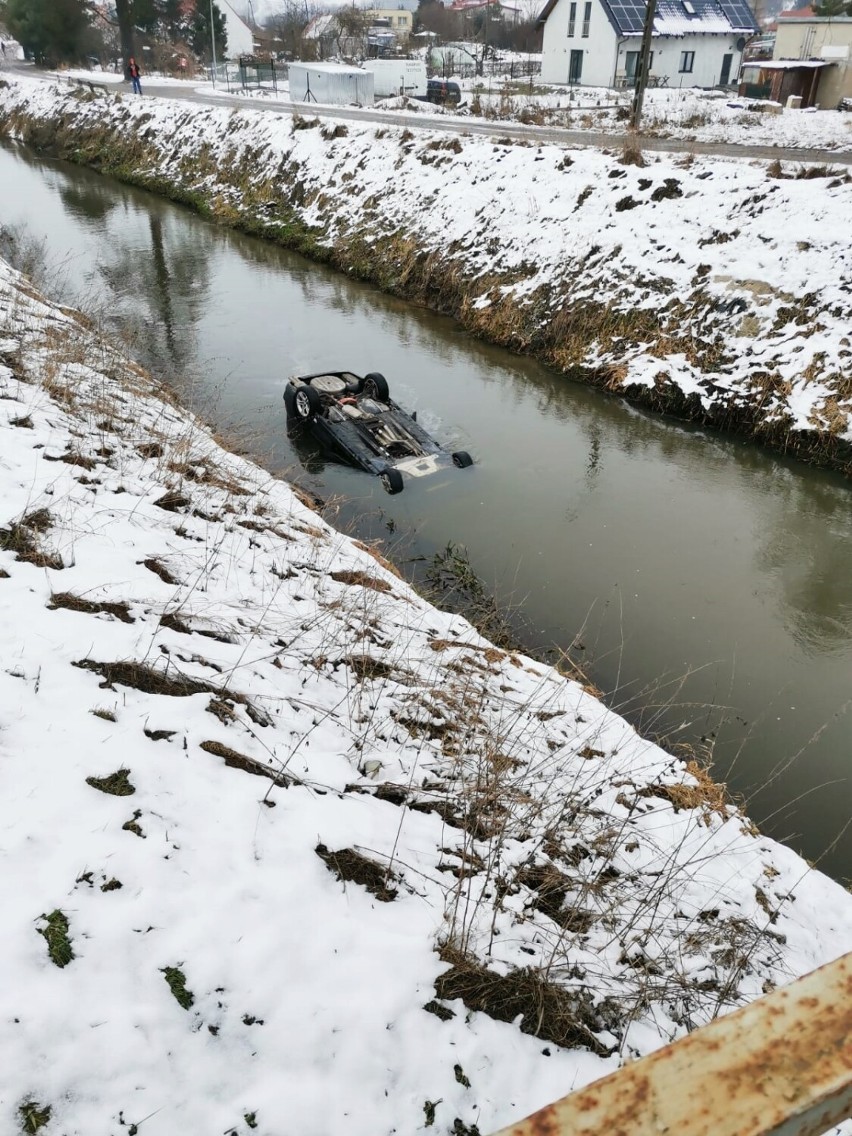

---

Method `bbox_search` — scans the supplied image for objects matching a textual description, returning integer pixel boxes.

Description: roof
[302,13,338,39]
[777,5,815,16]
[539,0,759,34]
[288,62,368,74]
[740,57,834,67]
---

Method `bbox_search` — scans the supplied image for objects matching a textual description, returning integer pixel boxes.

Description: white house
[538,0,759,89]
[219,0,255,58]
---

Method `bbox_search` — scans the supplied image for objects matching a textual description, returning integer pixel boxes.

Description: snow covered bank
[0,73,851,475]
[2,244,852,1132]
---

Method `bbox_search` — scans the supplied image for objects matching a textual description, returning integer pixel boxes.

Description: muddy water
[2,140,850,880]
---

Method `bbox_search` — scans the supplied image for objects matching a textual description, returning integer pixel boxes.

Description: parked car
[283,370,473,494]
[423,78,462,106]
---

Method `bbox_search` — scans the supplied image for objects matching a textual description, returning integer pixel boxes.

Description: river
[2,139,850,881]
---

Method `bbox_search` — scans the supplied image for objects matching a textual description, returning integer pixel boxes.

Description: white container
[288,62,374,106]
[785,94,802,110]
[361,58,427,98]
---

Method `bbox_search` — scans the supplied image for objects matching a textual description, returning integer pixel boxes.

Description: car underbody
[284,371,472,494]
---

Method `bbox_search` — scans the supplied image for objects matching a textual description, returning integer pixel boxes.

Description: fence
[487,951,852,1136]
[430,57,542,80]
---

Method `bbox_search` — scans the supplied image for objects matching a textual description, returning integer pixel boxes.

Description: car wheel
[380,467,404,495]
[451,450,473,468]
[293,384,321,422]
[363,372,390,402]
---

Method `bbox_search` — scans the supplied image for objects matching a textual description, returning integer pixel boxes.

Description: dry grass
[435,946,613,1056]
[141,557,180,585]
[200,740,290,786]
[345,654,395,682]
[518,863,596,932]
[48,592,134,623]
[619,136,646,168]
[330,569,392,593]
[637,759,729,822]
[315,843,398,902]
[0,508,63,570]
[352,539,402,579]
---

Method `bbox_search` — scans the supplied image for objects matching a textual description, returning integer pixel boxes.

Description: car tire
[363,372,390,402]
[452,450,473,468]
[292,384,321,422]
[380,467,404,495]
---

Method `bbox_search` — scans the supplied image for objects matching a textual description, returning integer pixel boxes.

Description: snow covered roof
[289,61,368,74]
[302,13,338,39]
[539,0,759,36]
[606,0,759,36]
[741,57,834,68]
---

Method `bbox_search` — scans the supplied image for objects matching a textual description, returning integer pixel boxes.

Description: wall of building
[221,0,255,58]
[541,0,617,86]
[366,8,413,38]
[288,63,375,105]
[774,17,852,103]
[615,32,744,88]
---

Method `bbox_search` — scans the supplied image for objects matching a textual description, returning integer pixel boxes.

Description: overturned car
[284,370,473,495]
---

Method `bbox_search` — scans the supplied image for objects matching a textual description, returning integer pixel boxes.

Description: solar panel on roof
[716,0,759,28]
[604,0,647,33]
[603,0,756,33]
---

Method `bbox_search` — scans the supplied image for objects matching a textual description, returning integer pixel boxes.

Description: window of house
[626,50,653,80]
[567,2,576,36]
[582,1,591,36]
[679,50,695,71]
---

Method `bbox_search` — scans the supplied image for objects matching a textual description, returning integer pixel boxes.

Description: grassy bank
[1,77,850,477]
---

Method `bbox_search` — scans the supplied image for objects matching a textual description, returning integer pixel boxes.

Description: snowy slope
[0,73,850,465]
[1,249,851,1133]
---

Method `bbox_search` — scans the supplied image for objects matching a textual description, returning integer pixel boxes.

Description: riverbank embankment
[1,73,850,476]
[1,244,851,1132]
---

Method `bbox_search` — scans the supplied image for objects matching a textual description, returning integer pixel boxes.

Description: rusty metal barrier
[490,952,852,1136]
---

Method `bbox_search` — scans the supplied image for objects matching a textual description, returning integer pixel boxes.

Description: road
[8,62,852,166]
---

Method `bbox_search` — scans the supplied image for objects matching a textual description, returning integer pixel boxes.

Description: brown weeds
[435,946,613,1056]
[48,592,134,623]
[315,843,398,902]
[200,740,290,786]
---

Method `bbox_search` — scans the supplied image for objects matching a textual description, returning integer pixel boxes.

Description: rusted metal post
[490,952,852,1136]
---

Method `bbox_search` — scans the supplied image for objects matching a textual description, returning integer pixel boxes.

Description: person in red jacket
[128,57,142,95]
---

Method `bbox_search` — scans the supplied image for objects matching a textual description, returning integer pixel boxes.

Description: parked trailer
[360,58,427,98]
[288,62,374,107]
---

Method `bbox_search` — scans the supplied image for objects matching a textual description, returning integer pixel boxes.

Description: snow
[0,75,851,1136]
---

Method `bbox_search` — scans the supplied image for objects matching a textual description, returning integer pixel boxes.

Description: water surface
[2,140,850,880]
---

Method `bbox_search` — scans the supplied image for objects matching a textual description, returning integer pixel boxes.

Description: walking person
[128,56,142,95]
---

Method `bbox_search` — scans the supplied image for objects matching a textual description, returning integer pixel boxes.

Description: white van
[360,59,427,99]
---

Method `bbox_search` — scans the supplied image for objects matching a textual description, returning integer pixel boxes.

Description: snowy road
[10,62,852,165]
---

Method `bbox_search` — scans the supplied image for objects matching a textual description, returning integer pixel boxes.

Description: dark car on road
[425,78,462,106]
[284,370,473,494]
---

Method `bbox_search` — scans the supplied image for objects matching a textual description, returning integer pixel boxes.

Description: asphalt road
[8,62,852,166]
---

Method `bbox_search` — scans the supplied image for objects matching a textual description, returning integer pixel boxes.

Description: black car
[284,370,473,494]
[425,78,462,106]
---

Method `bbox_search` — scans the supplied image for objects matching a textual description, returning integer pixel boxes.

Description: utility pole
[629,0,657,131]
[210,0,219,88]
